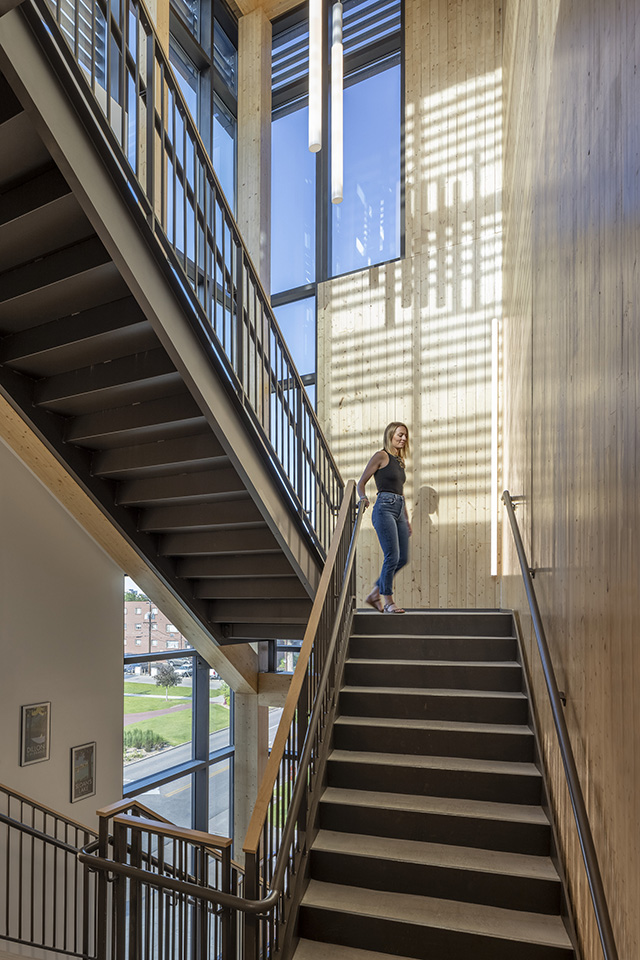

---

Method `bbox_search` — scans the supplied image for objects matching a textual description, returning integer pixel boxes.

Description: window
[135,623,142,630]
[270,0,403,401]
[124,590,235,838]
[135,607,142,614]
[169,0,238,213]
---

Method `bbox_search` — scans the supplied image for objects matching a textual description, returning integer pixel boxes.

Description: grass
[123,695,188,714]
[123,703,230,747]
[124,681,191,698]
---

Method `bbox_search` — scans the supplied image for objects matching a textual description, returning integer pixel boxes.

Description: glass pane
[208,758,231,836]
[123,657,193,789]
[214,20,237,96]
[271,106,316,293]
[273,297,316,379]
[136,773,193,829]
[171,0,198,37]
[213,94,237,213]
[331,63,401,276]
[210,670,232,751]
[169,38,199,120]
[268,707,283,748]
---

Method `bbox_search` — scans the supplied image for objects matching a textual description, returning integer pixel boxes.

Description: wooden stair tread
[293,939,415,960]
[341,685,526,700]
[302,880,573,949]
[334,716,532,736]
[329,749,541,777]
[320,786,549,825]
[313,829,558,880]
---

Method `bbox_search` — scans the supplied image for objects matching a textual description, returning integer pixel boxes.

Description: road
[123,708,283,834]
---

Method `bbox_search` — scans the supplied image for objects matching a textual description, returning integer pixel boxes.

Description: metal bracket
[558,690,567,706]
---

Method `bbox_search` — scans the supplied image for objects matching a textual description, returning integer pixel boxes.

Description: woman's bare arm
[356,451,387,504]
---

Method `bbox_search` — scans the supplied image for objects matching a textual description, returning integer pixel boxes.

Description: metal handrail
[502,490,619,960]
[20,0,343,555]
[0,782,98,959]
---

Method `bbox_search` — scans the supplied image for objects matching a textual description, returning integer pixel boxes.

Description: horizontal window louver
[342,0,401,61]
[272,18,309,99]
[272,0,400,101]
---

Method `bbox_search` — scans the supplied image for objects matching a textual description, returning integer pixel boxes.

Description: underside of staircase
[292,610,578,960]
[0,5,325,688]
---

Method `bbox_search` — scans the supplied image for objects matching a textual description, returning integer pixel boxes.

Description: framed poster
[70,742,96,802]
[20,702,51,766]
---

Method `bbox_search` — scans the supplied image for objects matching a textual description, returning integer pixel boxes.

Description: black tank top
[374,453,406,495]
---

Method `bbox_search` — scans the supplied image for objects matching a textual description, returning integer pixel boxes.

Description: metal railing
[79,482,363,959]
[502,491,619,960]
[21,0,343,555]
[0,782,98,958]
[80,798,245,960]
[242,480,363,958]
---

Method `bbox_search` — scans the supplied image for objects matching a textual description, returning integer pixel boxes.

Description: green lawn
[123,695,189,714]
[123,703,230,747]
[124,681,191,698]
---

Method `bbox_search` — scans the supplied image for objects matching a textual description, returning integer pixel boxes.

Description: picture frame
[20,702,51,766]
[70,742,96,803]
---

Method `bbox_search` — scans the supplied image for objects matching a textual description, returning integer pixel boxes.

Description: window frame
[123,648,235,841]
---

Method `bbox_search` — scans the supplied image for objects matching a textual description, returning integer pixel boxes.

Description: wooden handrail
[242,480,356,856]
[113,813,232,851]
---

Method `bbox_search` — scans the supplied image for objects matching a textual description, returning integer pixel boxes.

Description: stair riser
[339,690,529,724]
[318,800,551,856]
[298,907,573,960]
[327,760,542,805]
[309,849,562,914]
[350,636,517,662]
[353,613,515,638]
[344,661,523,691]
[333,724,535,762]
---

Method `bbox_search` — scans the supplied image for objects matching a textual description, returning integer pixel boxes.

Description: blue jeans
[372,493,410,596]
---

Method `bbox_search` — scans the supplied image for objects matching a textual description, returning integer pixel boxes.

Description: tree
[155,662,182,701]
[125,588,149,601]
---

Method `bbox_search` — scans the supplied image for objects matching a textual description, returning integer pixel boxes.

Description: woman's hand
[359,496,370,509]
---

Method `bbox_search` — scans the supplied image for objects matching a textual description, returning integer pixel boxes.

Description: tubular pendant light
[331,2,344,203]
[309,0,323,152]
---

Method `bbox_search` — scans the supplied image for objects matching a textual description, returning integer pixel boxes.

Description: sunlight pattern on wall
[319,53,503,609]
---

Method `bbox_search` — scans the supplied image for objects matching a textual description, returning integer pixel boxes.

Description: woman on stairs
[357,422,411,614]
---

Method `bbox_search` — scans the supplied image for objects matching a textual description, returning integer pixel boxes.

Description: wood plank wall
[502,1,639,957]
[317,0,502,609]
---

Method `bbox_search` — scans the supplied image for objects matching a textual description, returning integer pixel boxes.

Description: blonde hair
[383,422,410,463]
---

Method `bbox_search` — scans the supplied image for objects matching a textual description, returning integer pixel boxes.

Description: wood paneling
[502,1,639,957]
[317,0,502,610]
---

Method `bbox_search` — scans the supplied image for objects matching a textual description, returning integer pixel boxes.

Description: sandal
[365,590,383,613]
[383,602,405,614]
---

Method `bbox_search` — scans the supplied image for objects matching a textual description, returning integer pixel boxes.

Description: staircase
[0,0,342,674]
[294,610,576,960]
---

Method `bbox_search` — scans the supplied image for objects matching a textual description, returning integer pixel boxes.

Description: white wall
[0,440,124,828]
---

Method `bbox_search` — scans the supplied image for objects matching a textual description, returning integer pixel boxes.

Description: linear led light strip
[308,0,323,152]
[309,0,344,204]
[331,2,343,203]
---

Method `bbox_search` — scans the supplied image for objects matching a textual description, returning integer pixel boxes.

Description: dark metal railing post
[96,813,111,960]
[502,490,619,960]
[243,852,259,960]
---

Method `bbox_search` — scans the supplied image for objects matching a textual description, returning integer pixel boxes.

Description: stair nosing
[341,685,527,699]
